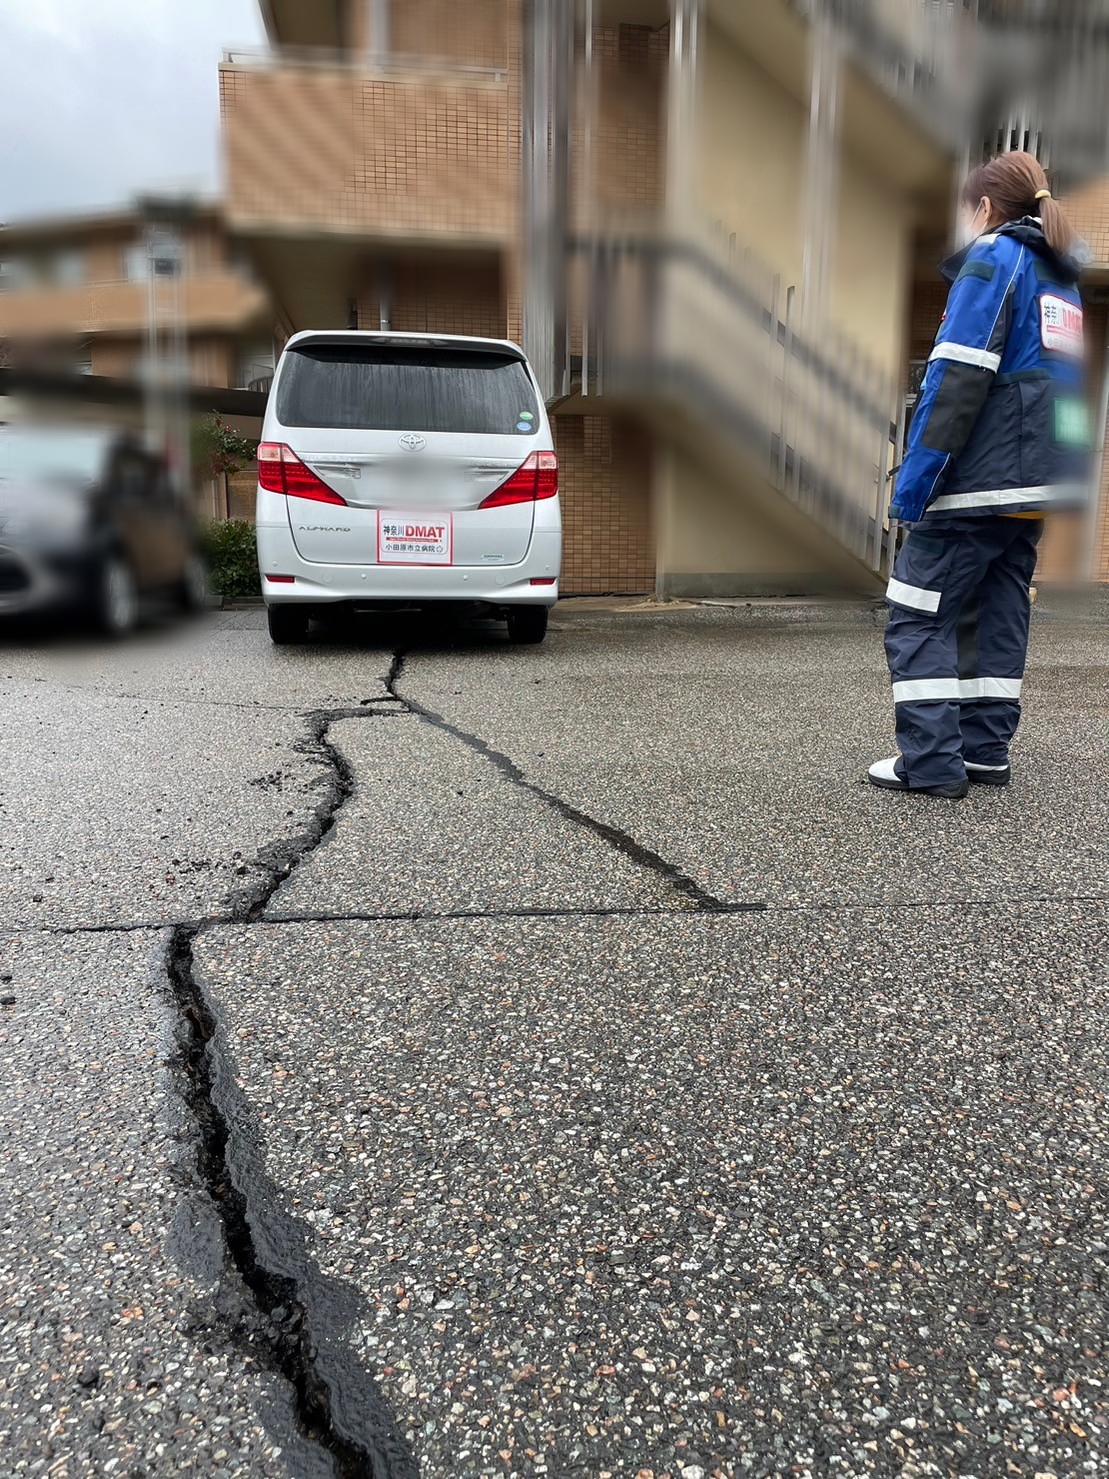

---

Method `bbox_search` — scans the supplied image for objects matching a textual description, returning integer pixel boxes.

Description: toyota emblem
[398,433,427,452]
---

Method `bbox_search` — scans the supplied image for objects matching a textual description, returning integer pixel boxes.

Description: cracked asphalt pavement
[1,599,1107,1478]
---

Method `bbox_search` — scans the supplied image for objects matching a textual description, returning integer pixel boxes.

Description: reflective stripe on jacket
[890,218,1090,524]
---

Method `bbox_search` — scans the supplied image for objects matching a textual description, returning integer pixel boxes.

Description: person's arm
[890,239,1024,522]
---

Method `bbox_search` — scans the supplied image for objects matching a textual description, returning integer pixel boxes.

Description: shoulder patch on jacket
[958,259,996,283]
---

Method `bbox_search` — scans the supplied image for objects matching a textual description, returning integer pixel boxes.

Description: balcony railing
[570,219,905,575]
[790,0,974,151]
[221,46,508,84]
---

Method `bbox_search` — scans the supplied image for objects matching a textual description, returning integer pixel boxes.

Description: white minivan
[255,331,561,645]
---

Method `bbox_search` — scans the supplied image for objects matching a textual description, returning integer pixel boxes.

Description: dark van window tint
[276,346,539,434]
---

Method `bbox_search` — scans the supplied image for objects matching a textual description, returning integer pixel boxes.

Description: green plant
[198,519,260,600]
[192,413,257,482]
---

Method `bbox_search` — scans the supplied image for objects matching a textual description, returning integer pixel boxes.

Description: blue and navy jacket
[890,218,1090,524]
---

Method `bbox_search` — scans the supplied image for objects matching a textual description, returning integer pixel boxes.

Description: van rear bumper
[256,522,561,607]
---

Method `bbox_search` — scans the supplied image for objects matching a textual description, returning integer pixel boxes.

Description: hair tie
[1035,189,1052,201]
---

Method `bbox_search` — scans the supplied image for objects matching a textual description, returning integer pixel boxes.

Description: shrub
[192,414,258,482]
[199,519,260,600]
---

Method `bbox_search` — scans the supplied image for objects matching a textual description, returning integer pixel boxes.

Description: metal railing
[570,219,905,575]
[221,46,508,84]
[789,0,973,151]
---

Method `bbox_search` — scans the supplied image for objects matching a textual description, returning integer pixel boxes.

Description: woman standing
[869,151,1090,799]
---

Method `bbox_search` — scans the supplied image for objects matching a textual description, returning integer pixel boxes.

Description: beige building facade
[220,0,1109,593]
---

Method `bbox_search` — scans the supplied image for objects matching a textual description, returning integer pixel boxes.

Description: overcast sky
[0,0,266,224]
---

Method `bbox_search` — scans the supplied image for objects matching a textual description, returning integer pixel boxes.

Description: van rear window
[275,345,540,435]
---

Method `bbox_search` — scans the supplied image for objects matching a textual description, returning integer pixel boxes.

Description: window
[123,242,148,282]
[0,258,32,292]
[51,249,84,287]
[238,344,275,390]
[276,345,540,434]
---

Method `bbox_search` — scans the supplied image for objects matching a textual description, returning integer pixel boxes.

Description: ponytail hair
[962,150,1078,259]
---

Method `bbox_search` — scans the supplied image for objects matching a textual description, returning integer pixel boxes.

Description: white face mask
[958,198,989,249]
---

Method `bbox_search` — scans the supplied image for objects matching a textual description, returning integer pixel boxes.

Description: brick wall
[573,25,668,224]
[357,257,505,338]
[1064,179,1109,268]
[908,275,947,363]
[555,414,655,594]
[388,0,508,67]
[220,63,512,245]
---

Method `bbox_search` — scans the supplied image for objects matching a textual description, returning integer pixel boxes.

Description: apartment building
[220,0,1109,593]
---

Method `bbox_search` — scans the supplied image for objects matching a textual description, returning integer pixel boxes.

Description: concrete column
[800,0,841,336]
[521,0,571,401]
[666,0,700,229]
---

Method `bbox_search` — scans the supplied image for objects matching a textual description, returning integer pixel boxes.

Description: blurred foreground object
[0,421,207,636]
[0,201,272,521]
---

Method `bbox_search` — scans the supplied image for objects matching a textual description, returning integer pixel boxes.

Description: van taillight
[257,443,347,505]
[479,451,558,509]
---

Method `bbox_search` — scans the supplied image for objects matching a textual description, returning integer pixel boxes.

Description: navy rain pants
[884,515,1043,790]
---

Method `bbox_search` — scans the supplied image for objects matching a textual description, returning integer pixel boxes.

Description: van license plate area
[377,512,453,565]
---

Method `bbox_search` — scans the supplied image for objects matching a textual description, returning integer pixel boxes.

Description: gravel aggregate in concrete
[196,907,1109,1478]
[0,611,394,713]
[0,679,326,930]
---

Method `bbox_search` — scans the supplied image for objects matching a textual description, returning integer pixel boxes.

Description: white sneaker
[867,756,906,788]
[867,755,969,799]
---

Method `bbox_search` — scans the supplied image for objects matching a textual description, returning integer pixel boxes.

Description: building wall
[696,27,804,281]
[0,212,270,391]
[555,414,655,594]
[577,24,668,224]
[388,0,508,66]
[694,17,912,378]
[356,257,505,338]
[653,438,873,597]
[0,274,269,343]
[656,434,881,597]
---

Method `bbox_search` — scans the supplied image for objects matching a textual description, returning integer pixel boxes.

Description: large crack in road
[163,680,419,1477]
[166,925,416,1478]
[157,648,768,1475]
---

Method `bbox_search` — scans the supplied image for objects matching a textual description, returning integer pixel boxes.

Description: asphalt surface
[1,598,1107,1478]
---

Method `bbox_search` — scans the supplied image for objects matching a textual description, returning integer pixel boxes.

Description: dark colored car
[0,424,206,635]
